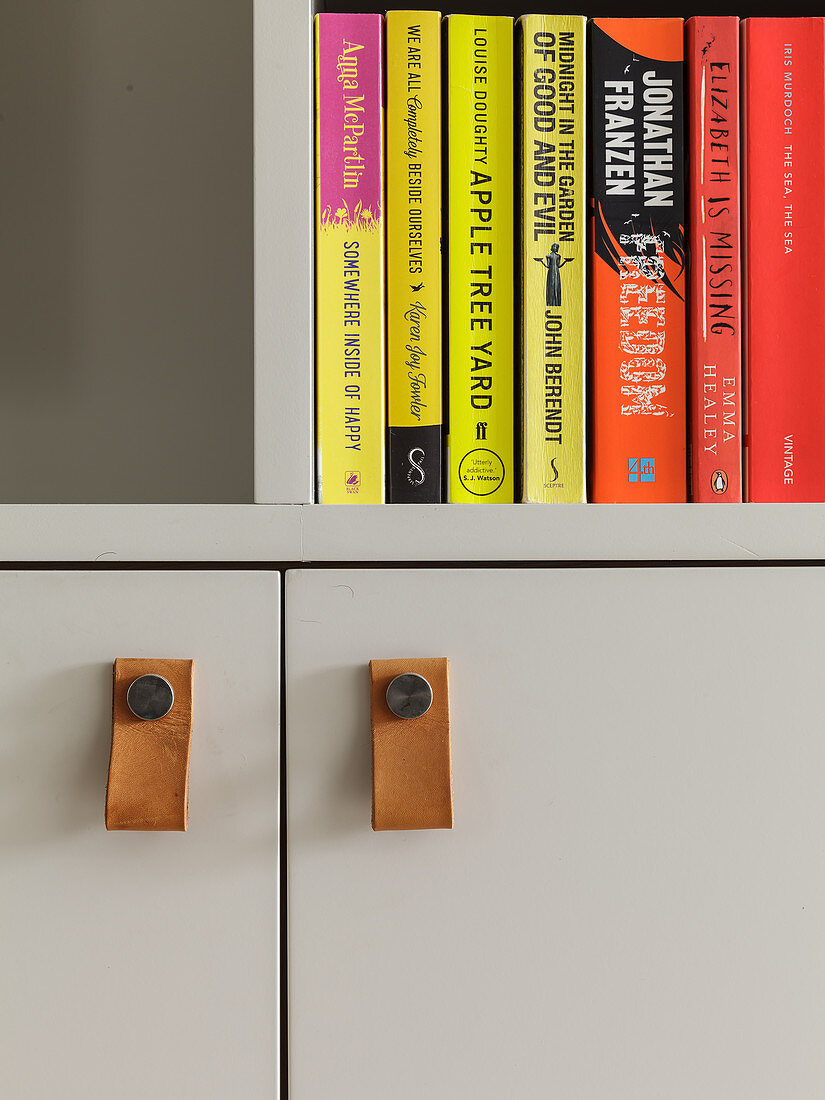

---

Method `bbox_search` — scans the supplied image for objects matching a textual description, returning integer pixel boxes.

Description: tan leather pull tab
[106,658,194,831]
[370,657,453,831]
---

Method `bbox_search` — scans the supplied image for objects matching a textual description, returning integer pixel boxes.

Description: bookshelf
[1,3,824,559]
[3,8,824,1099]
[1,502,824,563]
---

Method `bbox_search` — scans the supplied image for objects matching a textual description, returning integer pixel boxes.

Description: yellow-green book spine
[446,15,515,502]
[315,13,385,503]
[386,11,443,502]
[519,16,586,502]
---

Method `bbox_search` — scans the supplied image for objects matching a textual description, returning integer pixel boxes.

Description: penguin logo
[711,469,728,495]
[407,447,426,486]
[549,458,559,484]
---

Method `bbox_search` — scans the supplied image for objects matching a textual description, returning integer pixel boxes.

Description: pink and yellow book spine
[315,13,385,503]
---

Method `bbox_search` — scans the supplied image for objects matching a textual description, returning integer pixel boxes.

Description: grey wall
[0,1,253,503]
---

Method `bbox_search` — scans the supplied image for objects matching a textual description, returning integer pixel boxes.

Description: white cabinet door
[0,571,280,1099]
[286,567,825,1100]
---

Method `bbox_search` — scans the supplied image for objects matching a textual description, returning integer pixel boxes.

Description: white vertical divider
[254,0,315,503]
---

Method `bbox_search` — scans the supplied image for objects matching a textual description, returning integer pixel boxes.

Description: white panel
[0,504,302,562]
[254,0,314,503]
[1,571,280,1099]
[287,567,825,1099]
[0,1,254,504]
[301,501,825,561]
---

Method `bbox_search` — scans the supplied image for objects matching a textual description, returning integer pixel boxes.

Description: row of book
[314,13,825,503]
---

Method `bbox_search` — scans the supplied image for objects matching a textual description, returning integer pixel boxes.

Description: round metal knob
[386,673,433,720]
[126,674,175,721]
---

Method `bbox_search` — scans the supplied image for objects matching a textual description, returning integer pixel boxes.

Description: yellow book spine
[315,14,385,503]
[386,11,443,502]
[519,16,586,502]
[447,16,515,503]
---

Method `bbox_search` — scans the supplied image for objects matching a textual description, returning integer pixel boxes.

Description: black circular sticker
[458,449,506,496]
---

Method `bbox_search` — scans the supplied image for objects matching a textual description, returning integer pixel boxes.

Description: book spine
[386,11,443,503]
[315,14,385,503]
[687,17,743,502]
[447,16,515,503]
[589,19,687,502]
[519,15,586,502]
[744,19,825,501]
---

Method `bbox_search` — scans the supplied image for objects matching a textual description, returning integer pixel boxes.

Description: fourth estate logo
[628,458,655,483]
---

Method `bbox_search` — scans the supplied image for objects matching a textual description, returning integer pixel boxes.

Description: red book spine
[687,18,742,502]
[744,18,825,501]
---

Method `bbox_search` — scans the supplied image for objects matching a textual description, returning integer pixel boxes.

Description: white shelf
[2,503,825,564]
[300,504,825,562]
[0,505,301,563]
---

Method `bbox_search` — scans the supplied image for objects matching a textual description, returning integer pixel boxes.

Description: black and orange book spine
[589,19,687,502]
